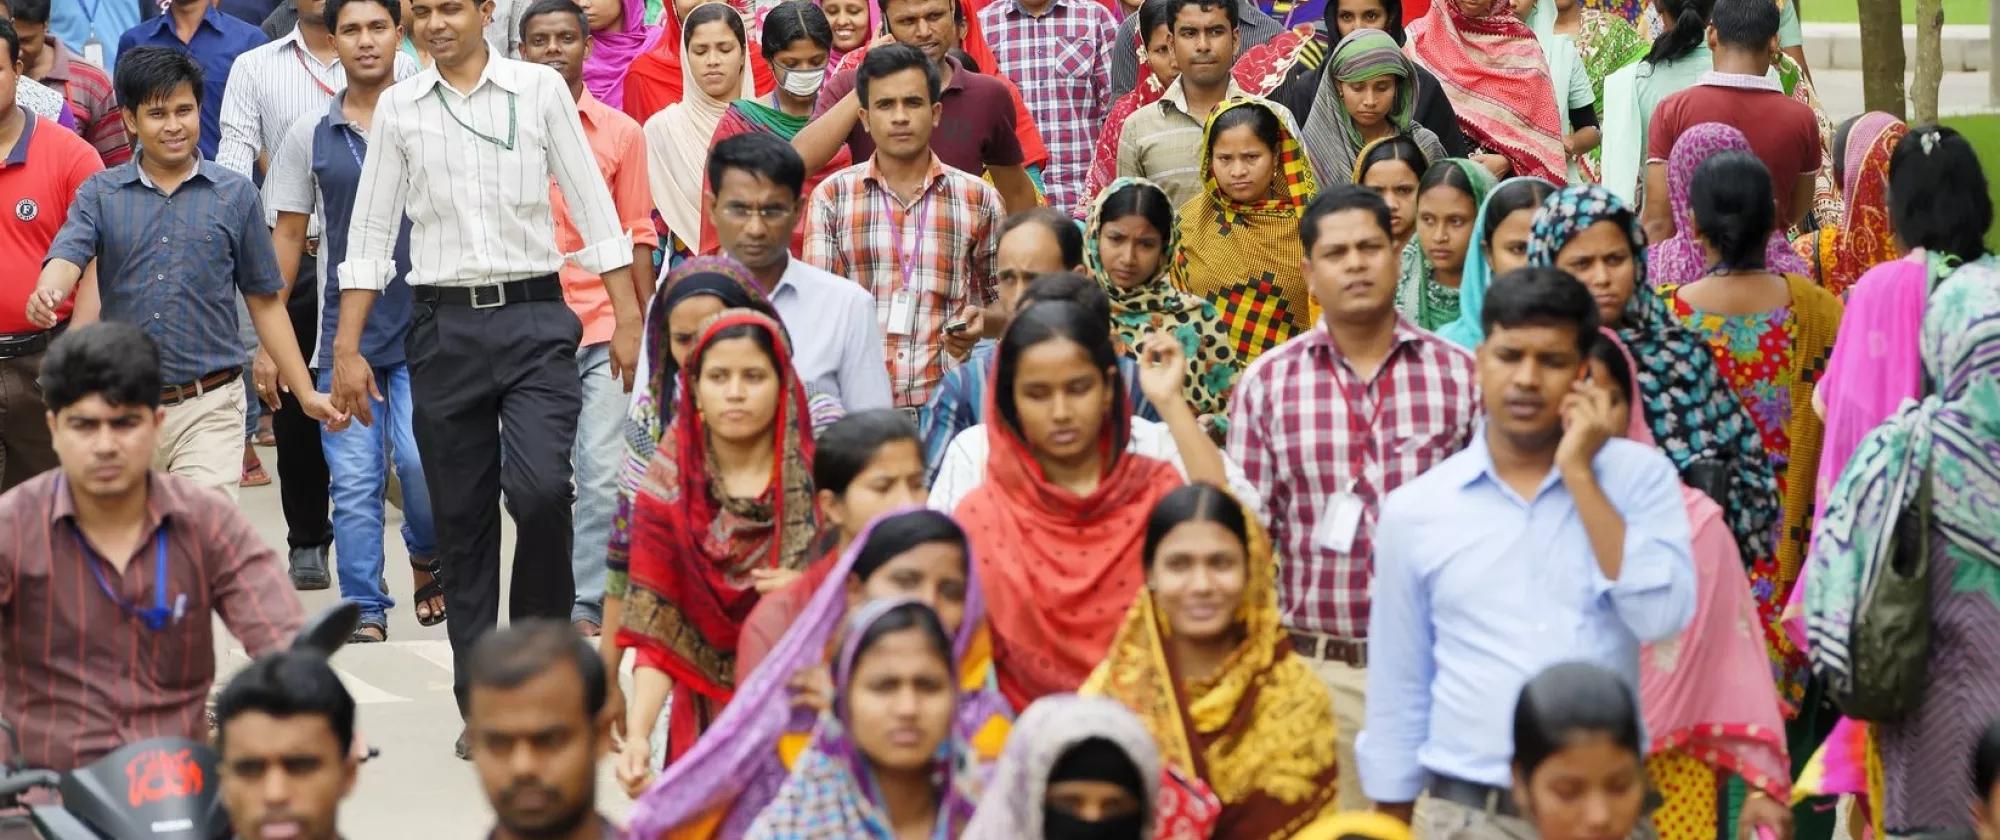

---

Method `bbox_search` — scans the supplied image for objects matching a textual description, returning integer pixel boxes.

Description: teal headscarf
[1436,176,1558,348]
[1395,158,1498,331]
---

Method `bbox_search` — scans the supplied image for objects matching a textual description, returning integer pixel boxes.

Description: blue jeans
[571,342,628,624]
[317,364,435,625]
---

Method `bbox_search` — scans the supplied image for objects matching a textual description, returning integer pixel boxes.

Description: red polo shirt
[0,108,102,334]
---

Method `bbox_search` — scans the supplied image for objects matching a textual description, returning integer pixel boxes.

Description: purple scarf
[585,0,664,110]
[1647,122,1811,288]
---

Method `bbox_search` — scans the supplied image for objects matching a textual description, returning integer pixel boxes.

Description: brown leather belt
[1288,631,1368,668]
[161,366,242,407]
[1426,775,1522,818]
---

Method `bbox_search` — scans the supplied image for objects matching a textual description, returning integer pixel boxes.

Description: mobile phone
[944,318,971,334]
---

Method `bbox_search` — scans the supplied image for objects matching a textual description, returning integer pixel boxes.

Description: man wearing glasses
[709,132,892,415]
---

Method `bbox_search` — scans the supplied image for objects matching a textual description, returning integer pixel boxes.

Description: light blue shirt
[1358,428,1695,803]
[768,257,894,413]
[52,0,143,69]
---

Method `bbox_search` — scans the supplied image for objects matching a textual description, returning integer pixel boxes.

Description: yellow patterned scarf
[1082,501,1341,839]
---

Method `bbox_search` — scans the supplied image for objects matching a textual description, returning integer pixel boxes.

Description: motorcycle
[0,601,364,839]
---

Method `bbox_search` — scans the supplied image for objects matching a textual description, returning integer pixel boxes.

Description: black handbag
[1836,443,1934,721]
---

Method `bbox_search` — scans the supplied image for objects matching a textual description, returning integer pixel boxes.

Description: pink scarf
[585,0,664,110]
[1405,0,1565,181]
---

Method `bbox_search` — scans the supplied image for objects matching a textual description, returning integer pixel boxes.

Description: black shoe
[288,544,331,590]
[455,728,470,761]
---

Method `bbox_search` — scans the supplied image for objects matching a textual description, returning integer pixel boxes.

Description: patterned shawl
[1527,184,1781,570]
[1300,28,1449,188]
[628,509,1006,840]
[1647,122,1811,287]
[1436,175,1557,348]
[1172,97,1319,366]
[743,598,985,840]
[1395,158,1496,331]
[1086,178,1240,417]
[619,309,820,712]
[584,0,664,110]
[963,695,1165,840]
[1807,254,2000,696]
[1405,0,1567,182]
[1081,493,1342,839]
[1607,332,1793,802]
[611,258,778,585]
[1793,113,1907,299]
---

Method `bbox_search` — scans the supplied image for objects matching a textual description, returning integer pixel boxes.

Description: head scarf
[1794,113,1908,298]
[1599,332,1792,803]
[585,0,665,109]
[1405,0,1567,182]
[1435,175,1556,347]
[644,3,759,248]
[743,597,985,839]
[627,509,1003,840]
[1395,157,1497,331]
[1646,122,1811,287]
[1081,491,1342,839]
[1172,97,1319,364]
[1301,29,1449,187]
[963,695,1165,840]
[1085,178,1240,417]
[1527,184,1781,569]
[1807,254,2000,698]
[617,308,820,752]
[955,316,1186,710]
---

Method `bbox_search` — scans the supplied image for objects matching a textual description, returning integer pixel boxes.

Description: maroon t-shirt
[814,55,1025,175]
[1647,81,1820,224]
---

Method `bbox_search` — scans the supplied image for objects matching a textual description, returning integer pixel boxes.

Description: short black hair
[0,17,17,67]
[215,651,357,755]
[1301,185,1393,253]
[1019,270,1114,327]
[325,0,401,29]
[1480,266,1600,353]
[1891,126,1993,264]
[5,0,48,24]
[707,131,808,200]
[1167,0,1239,30]
[999,208,1084,269]
[1709,0,1778,50]
[466,618,607,719]
[115,45,205,111]
[519,0,586,38]
[857,43,939,107]
[1690,150,1775,270]
[761,0,833,60]
[1138,0,1177,39]
[40,323,163,413]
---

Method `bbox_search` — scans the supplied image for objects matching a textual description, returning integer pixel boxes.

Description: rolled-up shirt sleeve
[542,73,631,275]
[1592,448,1697,643]
[1358,495,1437,804]
[340,88,410,292]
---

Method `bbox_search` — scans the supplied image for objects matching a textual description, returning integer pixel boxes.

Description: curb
[1802,22,1991,72]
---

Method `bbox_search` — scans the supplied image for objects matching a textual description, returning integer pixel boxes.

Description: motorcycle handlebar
[0,769,61,800]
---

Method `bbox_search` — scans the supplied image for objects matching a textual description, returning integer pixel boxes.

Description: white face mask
[779,66,827,98]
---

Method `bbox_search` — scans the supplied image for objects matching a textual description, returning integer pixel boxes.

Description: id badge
[886,290,916,336]
[1314,490,1365,554]
[83,36,105,69]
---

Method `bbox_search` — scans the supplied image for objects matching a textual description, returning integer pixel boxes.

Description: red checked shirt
[978,0,1117,212]
[804,154,1002,408]
[1226,319,1480,639]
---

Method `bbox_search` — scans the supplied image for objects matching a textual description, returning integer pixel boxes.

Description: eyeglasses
[716,203,797,221]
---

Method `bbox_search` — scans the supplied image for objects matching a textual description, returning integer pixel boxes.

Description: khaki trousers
[1302,655,1370,811]
[153,379,245,500]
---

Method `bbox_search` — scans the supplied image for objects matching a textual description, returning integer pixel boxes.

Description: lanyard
[295,45,337,98]
[79,0,104,25]
[1331,347,1393,478]
[875,187,932,293]
[341,125,367,168]
[76,524,176,632]
[433,87,517,150]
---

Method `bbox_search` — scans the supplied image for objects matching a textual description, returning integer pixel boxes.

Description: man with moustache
[467,619,620,840]
[216,651,361,840]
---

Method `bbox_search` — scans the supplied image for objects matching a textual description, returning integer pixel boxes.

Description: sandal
[411,555,447,627]
[349,621,387,643]
[254,415,276,447]
[242,445,271,487]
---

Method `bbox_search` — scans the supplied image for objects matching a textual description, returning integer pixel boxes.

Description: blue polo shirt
[52,0,144,69]
[265,93,413,368]
[118,7,267,160]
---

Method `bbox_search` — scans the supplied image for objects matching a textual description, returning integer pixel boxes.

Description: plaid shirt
[978,0,1116,212]
[38,39,127,166]
[804,154,1002,408]
[1226,319,1480,638]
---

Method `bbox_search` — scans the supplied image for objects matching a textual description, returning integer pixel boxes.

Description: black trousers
[273,259,331,549]
[406,295,581,715]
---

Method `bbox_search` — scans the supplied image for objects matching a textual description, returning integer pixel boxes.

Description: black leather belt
[414,275,563,309]
[161,367,243,407]
[0,327,57,359]
[1288,631,1368,667]
[1426,774,1521,818]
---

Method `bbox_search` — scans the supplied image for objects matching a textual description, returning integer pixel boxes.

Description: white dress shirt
[768,257,893,412]
[338,54,632,290]
[928,418,1265,518]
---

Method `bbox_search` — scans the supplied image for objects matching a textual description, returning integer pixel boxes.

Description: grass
[1799,0,1987,25]
[1938,112,2000,249]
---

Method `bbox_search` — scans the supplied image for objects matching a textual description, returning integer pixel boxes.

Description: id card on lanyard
[76,524,185,631]
[79,0,108,67]
[878,188,931,337]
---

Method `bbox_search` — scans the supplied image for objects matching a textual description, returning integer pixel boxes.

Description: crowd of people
[0,0,1997,837]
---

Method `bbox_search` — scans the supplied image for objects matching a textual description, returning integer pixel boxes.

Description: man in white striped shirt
[332,0,640,759]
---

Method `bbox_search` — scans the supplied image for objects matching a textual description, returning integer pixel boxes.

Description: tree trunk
[1914,0,1944,122]
[1858,0,1908,118]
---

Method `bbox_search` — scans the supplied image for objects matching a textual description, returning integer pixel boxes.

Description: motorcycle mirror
[292,601,363,657]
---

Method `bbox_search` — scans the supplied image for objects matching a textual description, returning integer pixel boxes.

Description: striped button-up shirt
[1115,77,1245,212]
[216,26,419,230]
[0,471,302,774]
[36,38,128,166]
[1226,319,1480,639]
[978,0,1116,212]
[45,158,286,383]
[340,56,632,291]
[804,155,1002,409]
